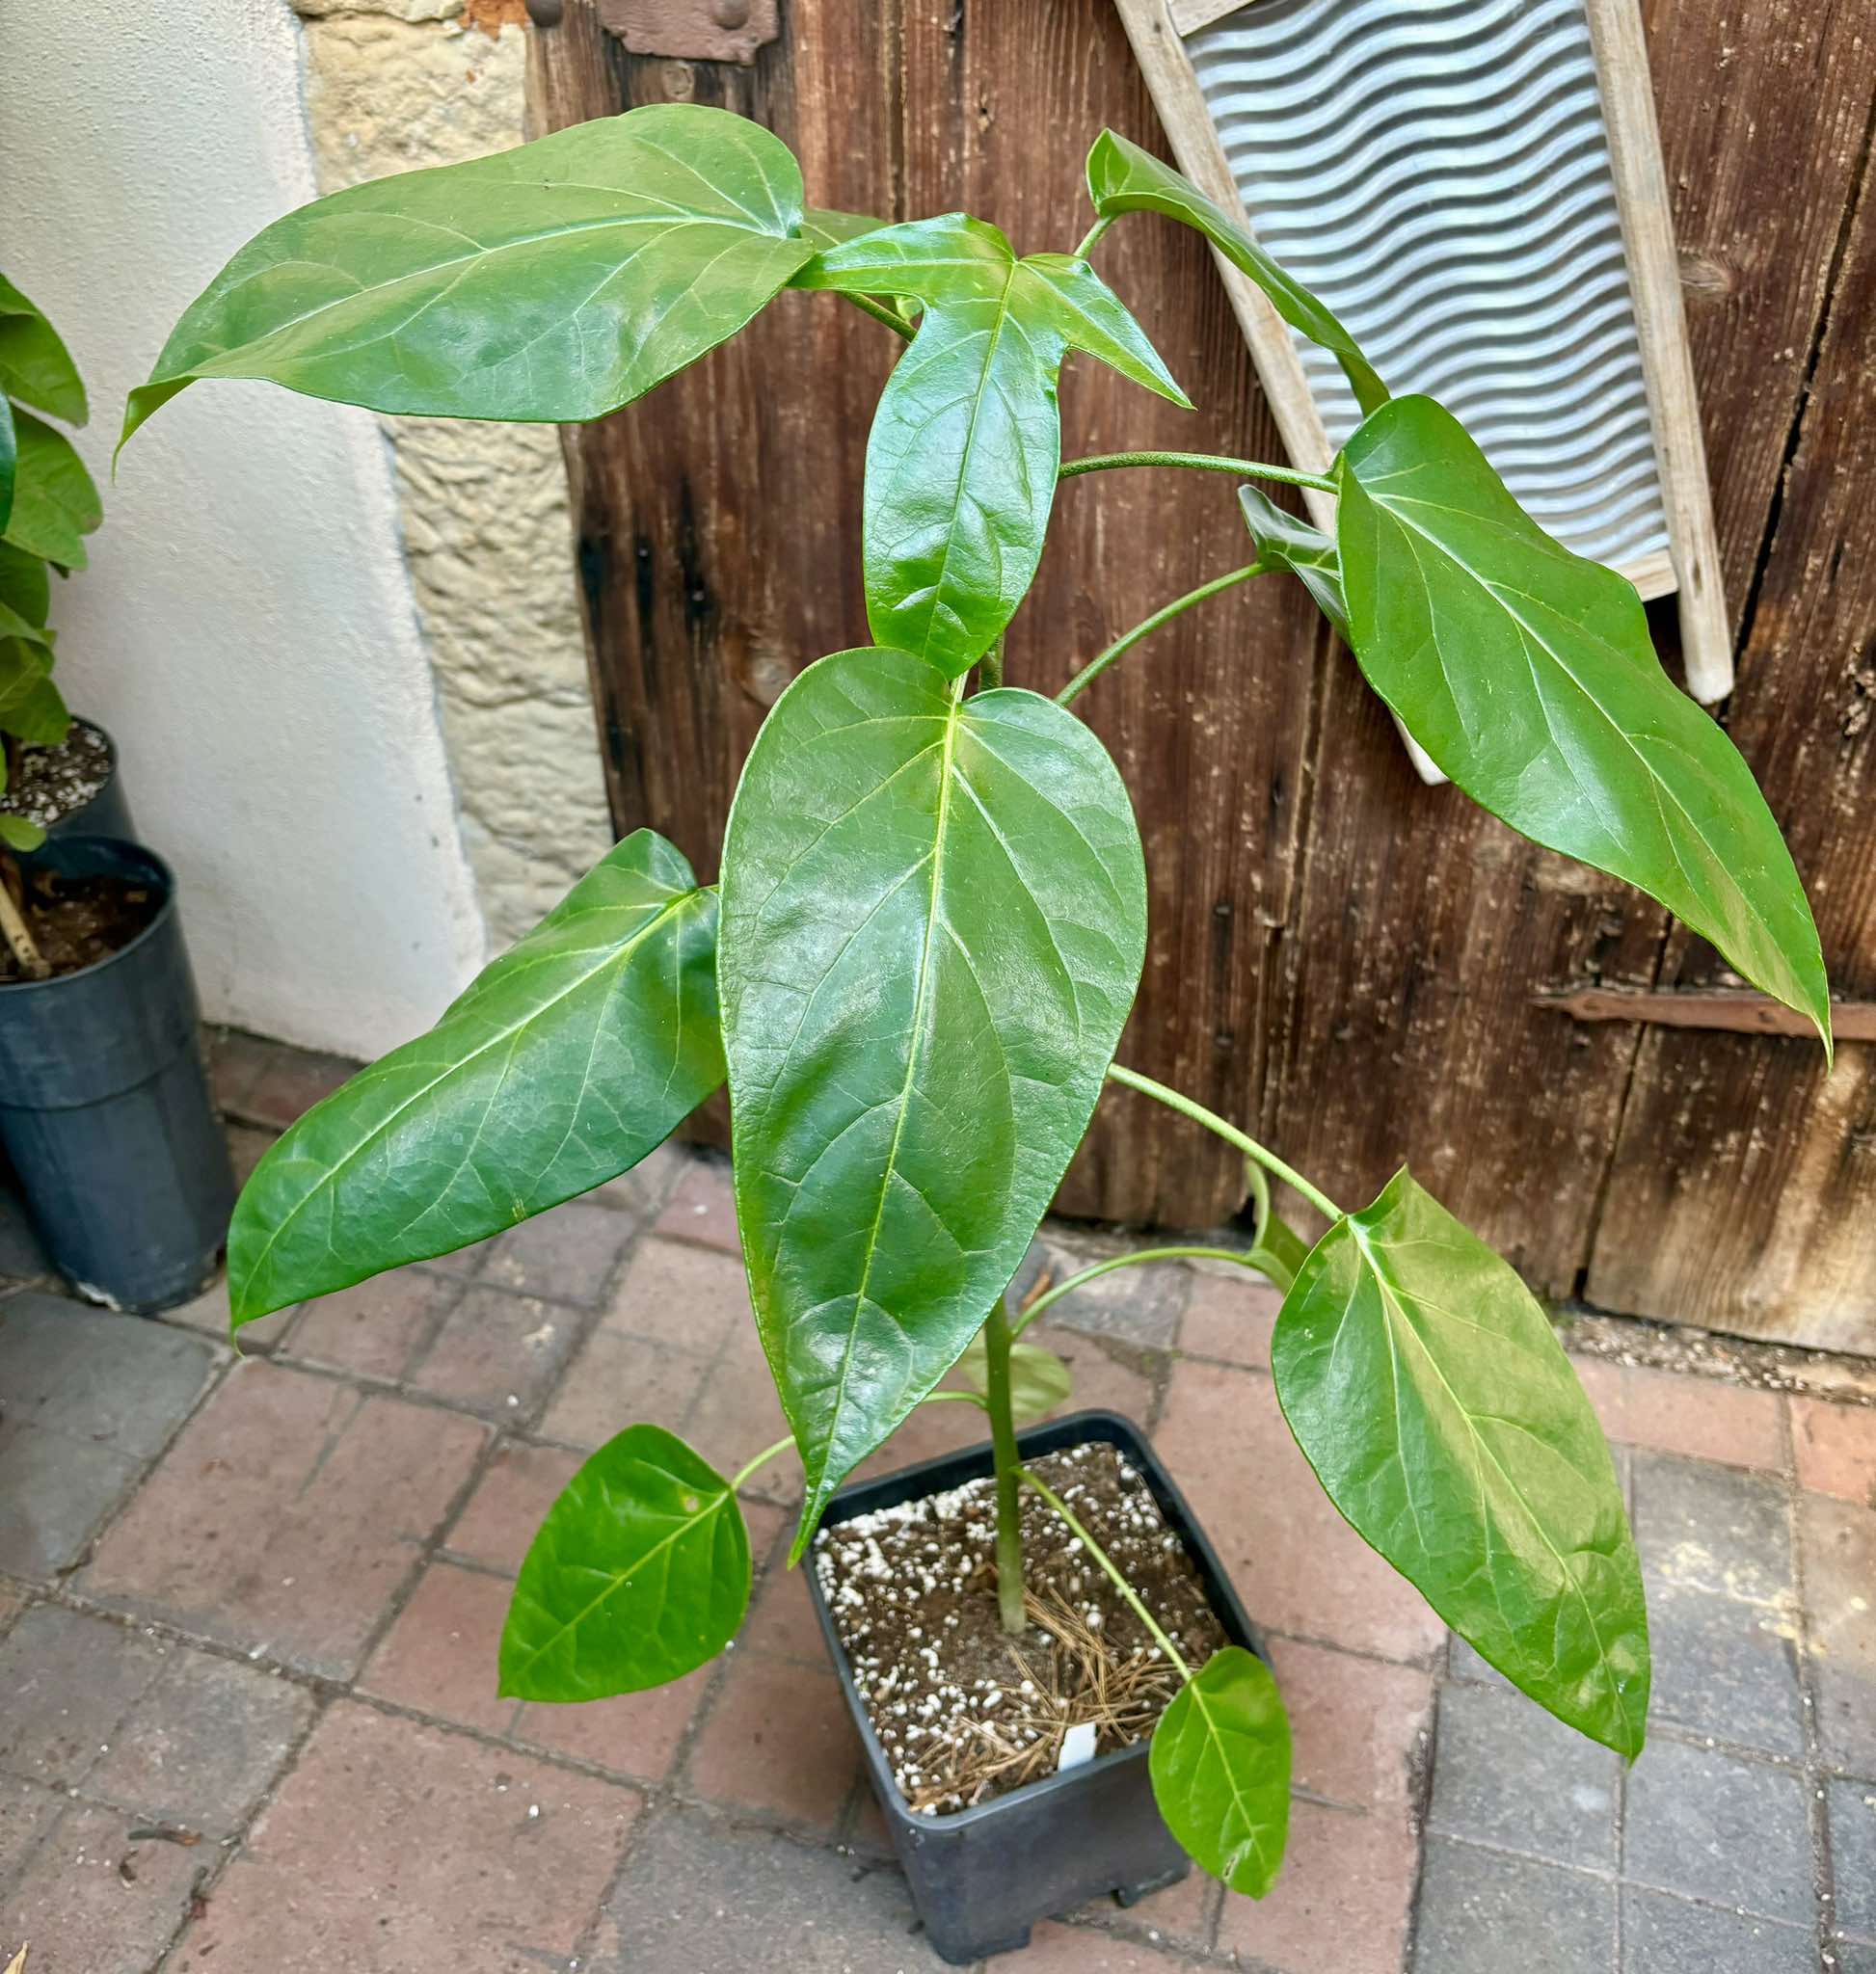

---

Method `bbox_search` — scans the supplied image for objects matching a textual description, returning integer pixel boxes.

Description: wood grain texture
[1587,120,1876,1348]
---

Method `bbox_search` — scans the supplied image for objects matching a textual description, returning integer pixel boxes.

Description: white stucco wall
[0,0,488,1056]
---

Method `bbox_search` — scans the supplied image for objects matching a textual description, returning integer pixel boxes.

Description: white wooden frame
[1114,0,1733,783]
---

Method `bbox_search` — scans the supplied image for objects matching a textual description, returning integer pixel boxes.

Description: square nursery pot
[805,1407,1262,1963]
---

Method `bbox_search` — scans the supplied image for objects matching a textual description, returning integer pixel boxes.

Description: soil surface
[0,867,159,981]
[814,1441,1229,1816]
[0,721,111,830]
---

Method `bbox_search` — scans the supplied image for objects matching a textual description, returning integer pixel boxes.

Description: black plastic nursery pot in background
[805,1408,1264,1965]
[46,719,135,841]
[0,835,233,1312]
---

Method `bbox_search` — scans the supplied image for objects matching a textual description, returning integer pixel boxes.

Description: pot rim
[0,833,175,998]
[804,1406,1260,1834]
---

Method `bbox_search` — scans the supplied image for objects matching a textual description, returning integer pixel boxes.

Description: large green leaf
[2,411,99,570]
[719,648,1147,1551]
[228,829,723,1325]
[0,395,13,536]
[1085,131,1386,417]
[797,216,1189,674]
[1336,395,1829,1050]
[0,275,88,426]
[1149,1646,1291,1897]
[0,544,50,627]
[1272,1168,1649,1757]
[4,674,69,750]
[1236,484,1346,635]
[121,104,815,449]
[499,1424,750,1700]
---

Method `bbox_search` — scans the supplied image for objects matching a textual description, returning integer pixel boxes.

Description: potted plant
[124,107,1830,1960]
[0,274,232,1312]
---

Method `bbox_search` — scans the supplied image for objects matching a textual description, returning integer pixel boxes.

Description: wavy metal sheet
[1186,0,1672,574]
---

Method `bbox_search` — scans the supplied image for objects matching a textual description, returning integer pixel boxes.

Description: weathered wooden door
[529,0,1876,1352]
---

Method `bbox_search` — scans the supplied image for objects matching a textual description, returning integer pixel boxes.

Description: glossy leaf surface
[1149,1646,1291,1897]
[2,411,99,570]
[1273,1168,1648,1757]
[0,276,88,425]
[0,544,50,627]
[1337,395,1829,1049]
[228,830,723,1324]
[1237,484,1346,634]
[955,1331,1073,1423]
[798,216,1188,674]
[719,648,1147,1550]
[499,1424,749,1700]
[121,104,814,447]
[1086,131,1386,416]
[0,396,13,535]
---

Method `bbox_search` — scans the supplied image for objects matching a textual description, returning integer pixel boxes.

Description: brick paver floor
[0,1029,1872,1971]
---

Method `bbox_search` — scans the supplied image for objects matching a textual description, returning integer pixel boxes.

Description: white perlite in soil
[814,1440,1227,1816]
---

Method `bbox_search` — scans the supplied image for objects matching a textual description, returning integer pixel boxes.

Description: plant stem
[730,1434,795,1493]
[1057,564,1261,707]
[978,633,1005,691]
[0,867,48,981]
[1072,216,1112,260]
[1059,449,1336,493]
[980,1298,1030,1638]
[1021,1466,1192,1679]
[1009,1245,1274,1339]
[842,291,917,340]
[1107,1061,1344,1222]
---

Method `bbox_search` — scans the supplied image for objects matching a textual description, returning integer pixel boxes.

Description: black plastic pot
[0,835,234,1312]
[805,1407,1262,1964]
[48,719,136,841]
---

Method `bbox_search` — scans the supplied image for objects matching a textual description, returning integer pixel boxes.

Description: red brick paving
[358,1560,520,1739]
[683,1647,863,1832]
[1215,1798,1417,1974]
[1571,1355,1785,1471]
[1178,1270,1281,1369]
[285,1267,452,1381]
[443,1440,582,1573]
[651,1157,742,1254]
[1266,1636,1433,1811]
[1790,1393,1876,1504]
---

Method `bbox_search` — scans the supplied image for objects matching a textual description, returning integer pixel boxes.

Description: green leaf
[0,544,50,627]
[719,648,1147,1551]
[228,829,724,1325]
[1336,395,1830,1052]
[1085,131,1386,417]
[0,629,54,720]
[1236,484,1346,635]
[121,104,815,450]
[0,275,88,425]
[4,675,70,750]
[1272,1168,1649,1757]
[798,216,1190,674]
[796,207,886,252]
[0,394,13,537]
[499,1424,750,1700]
[1149,1645,1291,1897]
[0,814,44,853]
[2,411,100,570]
[954,1332,1073,1423]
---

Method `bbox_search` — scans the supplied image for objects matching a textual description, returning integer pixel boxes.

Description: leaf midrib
[236,886,700,1302]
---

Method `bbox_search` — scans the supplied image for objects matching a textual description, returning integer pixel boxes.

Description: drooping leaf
[1085,131,1386,417]
[499,1424,750,1700]
[0,544,50,627]
[4,675,70,750]
[0,275,88,425]
[2,412,99,570]
[1149,1645,1291,1897]
[1272,1168,1649,1757]
[1336,395,1830,1051]
[228,829,723,1325]
[954,1332,1073,1423]
[719,648,1147,1552]
[121,104,815,450]
[1237,484,1346,635]
[797,216,1190,674]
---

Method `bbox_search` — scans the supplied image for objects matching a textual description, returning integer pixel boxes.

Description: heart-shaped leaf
[719,648,1147,1551]
[0,275,88,426]
[954,1332,1073,1423]
[0,544,50,628]
[228,829,724,1325]
[3,676,69,750]
[121,104,815,450]
[1149,1645,1291,1897]
[1272,1168,1649,1757]
[2,411,99,570]
[1236,485,1346,635]
[1336,394,1829,1052]
[499,1424,750,1700]
[1086,131,1386,417]
[798,216,1189,674]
